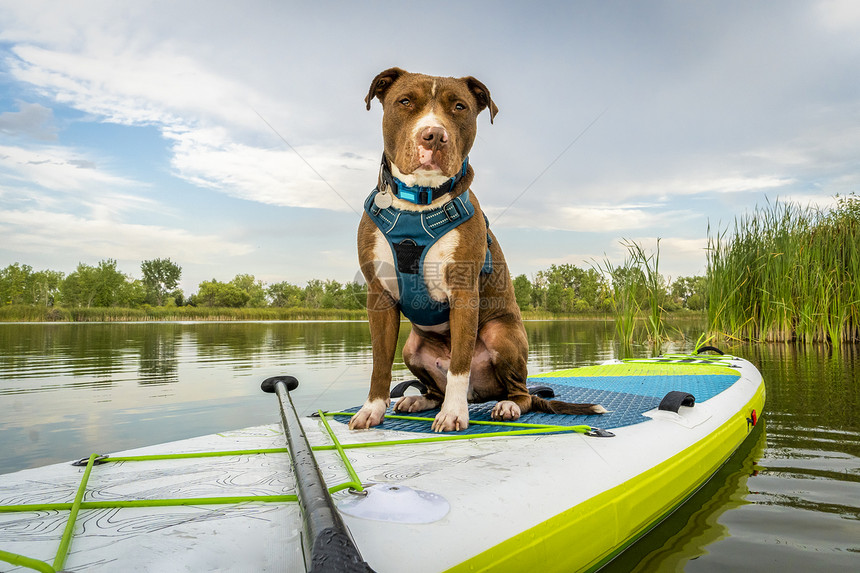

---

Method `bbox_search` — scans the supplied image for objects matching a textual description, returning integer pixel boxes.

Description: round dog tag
[374,190,393,209]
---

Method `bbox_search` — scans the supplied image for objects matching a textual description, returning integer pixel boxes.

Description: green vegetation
[512,258,702,319]
[0,305,367,322]
[627,239,667,345]
[595,252,641,345]
[0,258,369,322]
[1,251,706,324]
[707,193,859,344]
[592,239,675,349]
[141,258,182,306]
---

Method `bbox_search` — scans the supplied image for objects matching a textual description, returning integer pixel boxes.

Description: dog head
[365,67,498,187]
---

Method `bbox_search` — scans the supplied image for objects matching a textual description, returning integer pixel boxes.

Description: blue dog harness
[364,158,493,326]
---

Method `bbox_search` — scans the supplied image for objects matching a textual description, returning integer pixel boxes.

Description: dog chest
[370,227,459,306]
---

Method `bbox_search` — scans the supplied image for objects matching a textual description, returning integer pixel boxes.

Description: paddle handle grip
[261,375,299,393]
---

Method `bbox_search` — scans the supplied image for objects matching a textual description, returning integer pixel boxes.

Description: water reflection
[1,321,858,570]
[604,423,766,572]
[606,341,860,570]
[473,331,858,571]
[138,324,180,384]
[0,322,382,392]
[740,342,860,561]
[744,343,859,434]
[0,319,699,472]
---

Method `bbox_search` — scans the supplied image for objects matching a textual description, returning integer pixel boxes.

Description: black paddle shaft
[261,376,374,573]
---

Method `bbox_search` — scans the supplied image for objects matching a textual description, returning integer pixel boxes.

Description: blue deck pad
[545,373,741,402]
[338,373,741,434]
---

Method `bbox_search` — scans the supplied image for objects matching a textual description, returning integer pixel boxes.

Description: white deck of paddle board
[0,357,762,572]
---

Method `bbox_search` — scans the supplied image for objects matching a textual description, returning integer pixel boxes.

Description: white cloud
[0,102,57,140]
[483,167,795,232]
[487,200,697,232]
[0,208,252,263]
[634,236,709,278]
[555,205,689,232]
[7,43,260,129]
[167,128,376,212]
[585,173,794,204]
[5,41,380,213]
[0,143,136,192]
[815,0,860,31]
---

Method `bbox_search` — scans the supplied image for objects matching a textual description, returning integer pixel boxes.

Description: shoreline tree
[141,258,182,306]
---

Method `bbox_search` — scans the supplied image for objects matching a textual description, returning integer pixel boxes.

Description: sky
[1,0,859,295]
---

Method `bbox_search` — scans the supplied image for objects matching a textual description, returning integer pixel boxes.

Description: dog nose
[420,126,449,149]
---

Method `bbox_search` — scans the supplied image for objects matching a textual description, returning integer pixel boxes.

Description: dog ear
[365,67,406,111]
[464,77,499,124]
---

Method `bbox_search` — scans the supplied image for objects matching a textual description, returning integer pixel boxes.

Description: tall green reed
[595,255,639,349]
[596,238,668,352]
[707,194,859,344]
[624,238,666,347]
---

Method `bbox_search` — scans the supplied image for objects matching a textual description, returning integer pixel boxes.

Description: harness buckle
[443,201,460,222]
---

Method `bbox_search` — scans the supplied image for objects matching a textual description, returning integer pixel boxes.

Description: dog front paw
[491,400,522,421]
[432,403,470,432]
[348,399,388,430]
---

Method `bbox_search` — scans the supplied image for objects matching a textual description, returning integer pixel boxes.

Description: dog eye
[399,98,411,107]
[455,103,466,111]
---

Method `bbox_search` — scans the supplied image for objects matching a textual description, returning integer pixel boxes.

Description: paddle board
[0,352,765,572]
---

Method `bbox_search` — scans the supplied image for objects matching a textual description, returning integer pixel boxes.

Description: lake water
[0,320,857,570]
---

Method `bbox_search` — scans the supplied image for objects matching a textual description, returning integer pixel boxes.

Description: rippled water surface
[1,320,857,570]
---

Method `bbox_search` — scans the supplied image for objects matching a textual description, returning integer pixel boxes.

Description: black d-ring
[696,345,725,355]
[390,380,428,398]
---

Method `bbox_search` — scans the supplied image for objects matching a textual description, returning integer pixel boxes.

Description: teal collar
[380,156,469,206]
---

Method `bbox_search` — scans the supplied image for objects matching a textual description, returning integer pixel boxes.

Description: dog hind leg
[480,318,606,418]
[397,329,446,414]
[476,318,532,421]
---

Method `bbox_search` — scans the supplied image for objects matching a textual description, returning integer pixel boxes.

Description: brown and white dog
[350,67,605,432]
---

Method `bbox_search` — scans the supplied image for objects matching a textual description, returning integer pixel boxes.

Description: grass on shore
[0,305,369,322]
[0,304,705,323]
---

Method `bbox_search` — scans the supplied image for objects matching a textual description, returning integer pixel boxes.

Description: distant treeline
[0,254,708,322]
[0,258,369,310]
[512,265,706,314]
